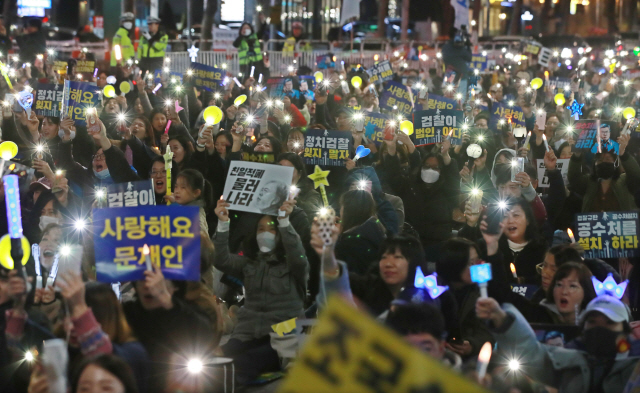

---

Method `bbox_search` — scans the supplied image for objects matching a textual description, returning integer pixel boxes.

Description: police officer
[137,16,168,74]
[111,12,135,67]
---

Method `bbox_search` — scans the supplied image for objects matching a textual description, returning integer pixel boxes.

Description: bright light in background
[187,359,203,374]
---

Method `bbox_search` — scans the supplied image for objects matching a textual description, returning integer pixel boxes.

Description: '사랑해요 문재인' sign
[223,161,294,216]
[412,108,463,146]
[362,112,390,147]
[303,129,352,166]
[489,102,525,129]
[574,211,640,258]
[61,80,101,126]
[380,81,414,116]
[190,62,226,92]
[93,205,201,283]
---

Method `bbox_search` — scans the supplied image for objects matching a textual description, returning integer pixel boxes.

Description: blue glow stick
[3,175,23,239]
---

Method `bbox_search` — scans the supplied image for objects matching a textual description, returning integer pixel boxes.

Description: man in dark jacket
[441,27,472,84]
[15,19,47,65]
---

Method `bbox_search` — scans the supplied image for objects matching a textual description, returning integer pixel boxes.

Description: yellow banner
[279,296,488,393]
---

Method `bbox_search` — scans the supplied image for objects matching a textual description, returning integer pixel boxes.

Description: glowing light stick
[413,267,448,299]
[163,146,174,205]
[470,263,492,298]
[114,45,122,62]
[164,120,172,135]
[308,165,330,207]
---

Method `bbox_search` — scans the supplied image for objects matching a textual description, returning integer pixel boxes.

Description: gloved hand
[143,32,152,41]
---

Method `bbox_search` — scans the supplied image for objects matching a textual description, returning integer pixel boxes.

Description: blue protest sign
[190,62,225,92]
[573,119,599,153]
[366,60,394,85]
[489,102,526,130]
[93,205,201,283]
[469,53,488,72]
[363,112,390,146]
[106,180,155,208]
[35,83,64,117]
[413,108,464,146]
[62,80,101,126]
[303,129,352,166]
[153,69,183,85]
[548,76,571,92]
[574,211,640,258]
[470,263,492,283]
[380,81,414,115]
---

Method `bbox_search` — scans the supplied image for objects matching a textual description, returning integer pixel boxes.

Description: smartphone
[536,111,547,131]
[275,100,284,110]
[42,339,68,393]
[353,116,365,132]
[86,109,100,134]
[484,201,506,235]
[511,157,524,183]
[51,170,66,194]
[419,88,428,99]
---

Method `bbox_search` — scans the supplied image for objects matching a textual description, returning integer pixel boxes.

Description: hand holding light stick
[163,146,174,205]
[476,342,492,382]
[470,263,492,298]
[308,165,331,207]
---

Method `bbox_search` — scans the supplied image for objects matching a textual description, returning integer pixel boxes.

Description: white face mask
[40,215,60,231]
[123,22,133,30]
[421,168,440,184]
[242,29,251,36]
[256,231,276,253]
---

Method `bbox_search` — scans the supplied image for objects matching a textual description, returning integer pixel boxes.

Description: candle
[510,263,518,279]
[542,134,549,152]
[567,228,576,243]
[143,244,152,271]
[477,342,492,382]
[523,131,532,149]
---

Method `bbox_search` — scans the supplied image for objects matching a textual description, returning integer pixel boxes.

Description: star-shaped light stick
[567,100,584,120]
[187,45,199,62]
[163,145,174,205]
[308,165,330,207]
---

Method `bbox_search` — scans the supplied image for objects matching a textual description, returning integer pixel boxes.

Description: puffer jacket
[493,303,640,393]
[213,220,309,341]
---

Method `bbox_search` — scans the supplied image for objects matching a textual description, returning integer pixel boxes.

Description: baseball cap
[29,177,52,192]
[580,295,630,324]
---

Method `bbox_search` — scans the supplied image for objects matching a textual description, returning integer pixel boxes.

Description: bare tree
[200,0,217,51]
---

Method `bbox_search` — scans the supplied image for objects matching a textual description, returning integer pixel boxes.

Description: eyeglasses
[92,154,105,160]
[150,170,167,177]
[554,282,583,293]
[536,262,558,275]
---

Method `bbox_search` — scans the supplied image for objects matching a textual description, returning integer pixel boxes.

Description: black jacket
[335,216,386,274]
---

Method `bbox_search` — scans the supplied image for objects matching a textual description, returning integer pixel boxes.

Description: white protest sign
[536,159,570,188]
[538,47,553,68]
[223,161,294,216]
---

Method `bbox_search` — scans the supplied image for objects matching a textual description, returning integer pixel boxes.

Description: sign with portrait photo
[223,161,294,216]
[573,119,600,153]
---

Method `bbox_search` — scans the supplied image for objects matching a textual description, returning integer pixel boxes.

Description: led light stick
[163,146,174,205]
[414,267,448,299]
[0,175,31,272]
[308,165,330,207]
[470,263,492,298]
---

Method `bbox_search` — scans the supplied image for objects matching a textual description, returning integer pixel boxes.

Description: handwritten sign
[380,81,413,115]
[536,159,570,188]
[62,80,101,126]
[190,62,225,92]
[303,129,352,166]
[575,211,640,258]
[35,83,63,117]
[223,161,293,216]
[93,205,201,282]
[413,109,463,146]
[490,102,525,130]
[107,180,155,207]
[365,60,394,85]
[279,296,488,393]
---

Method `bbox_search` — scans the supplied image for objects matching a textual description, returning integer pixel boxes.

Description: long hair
[253,135,283,157]
[546,262,596,311]
[71,354,138,393]
[168,135,195,166]
[436,237,480,284]
[150,156,178,193]
[176,168,214,210]
[376,141,410,166]
[149,108,167,133]
[339,190,377,233]
[241,216,286,260]
[84,282,134,344]
[215,132,234,155]
[277,152,307,177]
[132,114,156,147]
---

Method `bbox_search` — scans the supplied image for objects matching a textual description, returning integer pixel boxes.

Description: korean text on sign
[107,180,155,207]
[35,83,64,117]
[93,205,201,283]
[279,296,488,393]
[420,94,457,111]
[490,103,526,129]
[573,119,599,152]
[62,80,100,126]
[303,129,352,166]
[365,60,394,85]
[222,161,294,216]
[380,81,414,116]
[413,109,464,146]
[574,211,640,259]
[190,62,226,92]
[363,112,390,147]
[469,54,488,71]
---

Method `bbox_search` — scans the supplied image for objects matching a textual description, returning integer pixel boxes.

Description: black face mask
[582,326,622,358]
[596,162,615,179]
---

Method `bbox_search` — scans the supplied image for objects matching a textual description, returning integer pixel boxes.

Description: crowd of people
[0,14,639,393]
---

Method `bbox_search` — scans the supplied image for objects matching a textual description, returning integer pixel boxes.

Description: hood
[490,148,516,187]
[344,166,384,202]
[342,216,386,241]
